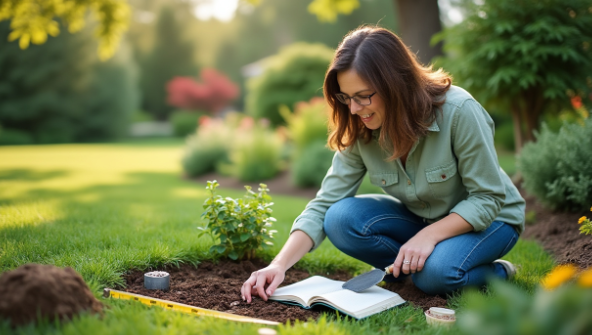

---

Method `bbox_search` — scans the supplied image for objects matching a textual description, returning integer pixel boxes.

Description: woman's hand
[241,263,286,303]
[391,233,437,278]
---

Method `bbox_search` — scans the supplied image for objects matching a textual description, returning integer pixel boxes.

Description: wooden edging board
[103,288,280,326]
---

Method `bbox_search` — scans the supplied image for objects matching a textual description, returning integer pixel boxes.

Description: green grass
[0,140,553,334]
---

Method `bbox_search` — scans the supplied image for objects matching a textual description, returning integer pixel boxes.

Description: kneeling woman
[241,26,525,302]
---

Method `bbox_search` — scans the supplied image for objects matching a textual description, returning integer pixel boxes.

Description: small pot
[425,307,456,327]
[144,271,170,290]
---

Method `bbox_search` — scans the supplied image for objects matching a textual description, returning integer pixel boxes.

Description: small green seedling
[200,180,277,260]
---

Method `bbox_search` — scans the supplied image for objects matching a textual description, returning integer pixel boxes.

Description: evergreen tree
[140,6,198,120]
[0,21,138,144]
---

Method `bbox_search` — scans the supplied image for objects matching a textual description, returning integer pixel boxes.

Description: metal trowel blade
[342,268,386,293]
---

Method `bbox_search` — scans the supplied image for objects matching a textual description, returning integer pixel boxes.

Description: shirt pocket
[425,161,460,198]
[369,172,399,188]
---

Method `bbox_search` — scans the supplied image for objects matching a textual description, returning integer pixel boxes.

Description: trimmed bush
[170,111,206,137]
[281,97,333,188]
[291,140,334,188]
[518,118,592,211]
[181,116,234,177]
[0,128,34,145]
[246,42,334,126]
[223,118,284,182]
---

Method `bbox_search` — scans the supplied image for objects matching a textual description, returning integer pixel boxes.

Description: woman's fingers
[240,267,286,303]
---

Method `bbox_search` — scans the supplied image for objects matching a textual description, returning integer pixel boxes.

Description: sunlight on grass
[0,140,557,335]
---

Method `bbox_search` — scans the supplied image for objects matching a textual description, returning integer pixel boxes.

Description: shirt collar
[427,119,440,132]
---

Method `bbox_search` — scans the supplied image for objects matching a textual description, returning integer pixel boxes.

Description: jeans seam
[456,222,504,278]
[361,214,421,235]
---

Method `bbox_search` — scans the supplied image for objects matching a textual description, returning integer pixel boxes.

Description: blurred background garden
[1,0,592,333]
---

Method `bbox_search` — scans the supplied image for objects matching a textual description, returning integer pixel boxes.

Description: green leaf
[214,245,226,254]
[228,250,239,260]
[240,233,250,242]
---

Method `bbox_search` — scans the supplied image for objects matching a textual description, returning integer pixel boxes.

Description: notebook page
[271,276,344,305]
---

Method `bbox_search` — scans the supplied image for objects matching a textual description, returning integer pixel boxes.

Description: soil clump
[0,264,103,327]
[124,259,446,324]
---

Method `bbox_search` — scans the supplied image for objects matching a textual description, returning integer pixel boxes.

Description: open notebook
[269,276,406,319]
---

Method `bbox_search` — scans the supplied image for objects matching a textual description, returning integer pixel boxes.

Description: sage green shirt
[291,85,525,251]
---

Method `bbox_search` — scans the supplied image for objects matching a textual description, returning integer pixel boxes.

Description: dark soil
[127,172,590,324]
[124,259,445,324]
[0,264,103,327]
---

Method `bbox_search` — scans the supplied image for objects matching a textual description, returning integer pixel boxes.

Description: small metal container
[144,271,170,290]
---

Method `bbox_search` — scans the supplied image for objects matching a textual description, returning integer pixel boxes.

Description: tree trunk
[394,0,443,65]
[523,88,545,143]
[510,102,525,154]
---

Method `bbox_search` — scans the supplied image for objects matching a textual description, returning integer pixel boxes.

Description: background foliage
[0,21,138,144]
[245,42,334,126]
[518,118,592,211]
[435,0,592,151]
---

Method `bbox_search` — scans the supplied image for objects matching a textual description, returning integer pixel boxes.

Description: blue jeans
[323,194,519,295]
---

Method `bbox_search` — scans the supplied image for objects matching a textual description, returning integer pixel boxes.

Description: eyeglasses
[334,92,376,106]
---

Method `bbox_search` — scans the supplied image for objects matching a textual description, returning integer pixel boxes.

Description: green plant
[170,111,206,137]
[223,117,284,182]
[518,118,592,211]
[245,42,334,126]
[579,208,592,235]
[434,0,592,151]
[458,265,592,335]
[181,116,233,177]
[200,180,277,260]
[291,140,334,188]
[0,127,33,145]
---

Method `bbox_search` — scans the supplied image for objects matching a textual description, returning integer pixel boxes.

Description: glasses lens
[353,96,371,106]
[335,94,349,105]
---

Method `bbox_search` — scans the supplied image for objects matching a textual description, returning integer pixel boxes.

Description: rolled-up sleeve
[449,99,506,231]
[290,142,367,251]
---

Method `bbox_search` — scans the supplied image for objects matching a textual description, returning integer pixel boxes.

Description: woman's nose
[349,100,363,114]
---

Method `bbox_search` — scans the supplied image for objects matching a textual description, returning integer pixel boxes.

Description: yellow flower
[541,264,578,290]
[579,216,587,224]
[578,268,592,288]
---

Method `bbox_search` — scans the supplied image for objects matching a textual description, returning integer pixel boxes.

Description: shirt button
[381,179,386,185]
[407,180,411,185]
[441,174,446,179]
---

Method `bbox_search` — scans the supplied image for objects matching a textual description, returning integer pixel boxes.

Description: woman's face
[336,68,386,130]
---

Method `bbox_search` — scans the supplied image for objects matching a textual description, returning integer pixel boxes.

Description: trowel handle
[385,264,394,275]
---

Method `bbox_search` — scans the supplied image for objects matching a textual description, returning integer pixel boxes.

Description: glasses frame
[334,92,377,106]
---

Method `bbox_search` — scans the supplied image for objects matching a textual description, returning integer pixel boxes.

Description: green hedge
[518,118,592,211]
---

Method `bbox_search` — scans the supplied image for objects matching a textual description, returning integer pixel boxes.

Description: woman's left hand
[391,234,437,278]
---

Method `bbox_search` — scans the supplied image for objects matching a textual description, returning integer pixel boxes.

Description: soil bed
[124,259,446,324]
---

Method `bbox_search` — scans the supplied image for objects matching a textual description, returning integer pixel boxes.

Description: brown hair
[325,26,452,161]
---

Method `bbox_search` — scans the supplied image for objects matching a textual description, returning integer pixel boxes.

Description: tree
[0,21,138,144]
[435,0,592,152]
[0,0,130,60]
[306,0,443,64]
[140,6,198,120]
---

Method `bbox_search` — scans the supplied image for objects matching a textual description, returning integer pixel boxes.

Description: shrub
[494,122,515,152]
[281,97,332,188]
[200,180,276,260]
[0,127,34,145]
[170,111,207,137]
[181,116,234,177]
[291,140,334,188]
[166,69,239,114]
[223,117,284,182]
[245,42,334,126]
[518,118,592,211]
[458,265,592,335]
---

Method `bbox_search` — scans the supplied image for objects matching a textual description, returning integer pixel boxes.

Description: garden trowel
[342,264,394,293]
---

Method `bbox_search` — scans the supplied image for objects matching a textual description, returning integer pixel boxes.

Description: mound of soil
[0,264,103,327]
[124,259,446,324]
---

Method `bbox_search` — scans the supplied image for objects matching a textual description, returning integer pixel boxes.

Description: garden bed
[124,259,446,324]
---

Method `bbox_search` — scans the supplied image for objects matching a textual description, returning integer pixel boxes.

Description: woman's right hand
[241,263,286,303]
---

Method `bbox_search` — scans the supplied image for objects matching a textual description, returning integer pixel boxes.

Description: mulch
[122,172,591,324]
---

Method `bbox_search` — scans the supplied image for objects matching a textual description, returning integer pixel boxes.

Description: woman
[241,26,525,302]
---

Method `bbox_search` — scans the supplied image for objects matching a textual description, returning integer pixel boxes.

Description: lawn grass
[0,140,553,334]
